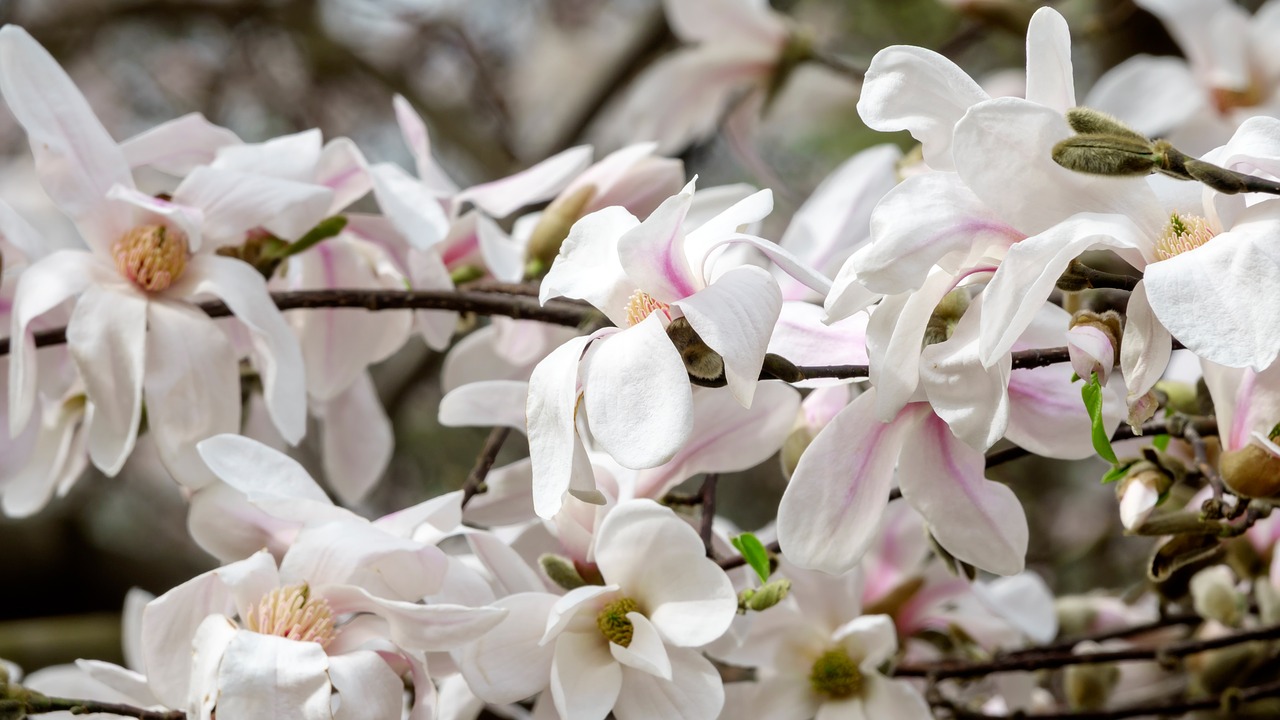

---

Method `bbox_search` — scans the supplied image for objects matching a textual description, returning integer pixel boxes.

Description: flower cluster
[6,0,1280,718]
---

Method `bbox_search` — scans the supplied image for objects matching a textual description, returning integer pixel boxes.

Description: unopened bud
[1190,566,1245,627]
[540,553,587,591]
[1064,642,1120,710]
[667,317,726,384]
[1064,108,1149,141]
[1184,159,1249,194]
[1220,443,1280,498]
[1116,463,1171,530]
[739,579,792,613]
[1067,310,1121,384]
[1052,135,1160,176]
[924,289,970,346]
[527,185,597,275]
[1195,642,1266,695]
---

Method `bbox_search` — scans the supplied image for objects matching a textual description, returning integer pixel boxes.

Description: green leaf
[1152,433,1171,451]
[1081,372,1118,464]
[1101,460,1136,484]
[268,215,348,260]
[731,533,771,585]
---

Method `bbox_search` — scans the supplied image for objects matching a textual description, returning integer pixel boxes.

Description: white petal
[1023,8,1076,112]
[974,573,1059,644]
[920,296,1012,451]
[683,188,774,264]
[393,95,458,194]
[540,206,638,325]
[467,532,546,595]
[318,372,393,505]
[320,585,507,652]
[610,613,672,680]
[1084,56,1203,137]
[898,413,1028,575]
[144,301,240,488]
[860,675,932,720]
[613,645,724,720]
[584,315,694,468]
[211,129,322,179]
[528,334,598,519]
[833,614,898,670]
[440,380,529,431]
[544,585,622,644]
[663,0,785,45]
[458,593,558,704]
[461,146,593,219]
[866,269,957,421]
[857,45,988,170]
[281,521,447,601]
[550,631,623,720]
[215,631,331,720]
[121,113,241,176]
[316,138,374,213]
[172,255,307,443]
[172,167,333,246]
[188,615,238,720]
[0,26,134,249]
[370,162,450,250]
[328,650,404,720]
[475,213,527,283]
[196,433,338,517]
[67,286,148,476]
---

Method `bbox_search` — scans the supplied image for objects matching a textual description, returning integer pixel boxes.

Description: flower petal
[613,645,724,720]
[281,521,447,601]
[617,182,701,302]
[460,145,593,219]
[778,390,922,574]
[172,167,333,246]
[833,614,898,670]
[1023,8,1076,112]
[392,95,458,195]
[215,631,332,720]
[1084,56,1203,138]
[528,334,599,518]
[328,650,404,720]
[860,674,932,720]
[550,631,622,720]
[369,162,450,250]
[120,113,241,176]
[458,592,558,704]
[320,584,507,652]
[440,380,529,430]
[318,372,393,505]
[898,413,1028,575]
[540,205,639,325]
[920,296,1012,451]
[610,613,672,680]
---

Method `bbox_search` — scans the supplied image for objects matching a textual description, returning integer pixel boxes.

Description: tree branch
[937,677,1280,719]
[699,473,718,557]
[460,426,512,509]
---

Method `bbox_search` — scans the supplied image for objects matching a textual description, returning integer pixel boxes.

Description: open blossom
[0,26,318,483]
[458,499,738,720]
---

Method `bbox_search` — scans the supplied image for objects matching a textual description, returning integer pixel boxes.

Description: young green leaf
[1082,372,1119,464]
[1152,433,1171,452]
[731,533,772,585]
[1101,460,1137,484]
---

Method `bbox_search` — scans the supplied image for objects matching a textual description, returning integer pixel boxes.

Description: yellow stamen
[243,583,338,648]
[112,224,188,292]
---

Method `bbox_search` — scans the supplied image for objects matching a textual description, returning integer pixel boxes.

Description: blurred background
[0,0,1252,672]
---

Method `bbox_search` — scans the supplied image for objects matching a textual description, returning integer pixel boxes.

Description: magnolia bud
[739,579,792,612]
[526,185,597,274]
[924,289,970,346]
[1064,642,1120,710]
[540,553,587,591]
[1220,443,1280,498]
[1064,108,1150,142]
[1052,134,1160,176]
[1190,566,1246,627]
[1067,310,1121,384]
[1116,463,1171,530]
[667,317,726,384]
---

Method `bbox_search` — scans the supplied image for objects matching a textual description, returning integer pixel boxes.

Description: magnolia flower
[1,26,317,483]
[458,499,738,720]
[614,0,793,153]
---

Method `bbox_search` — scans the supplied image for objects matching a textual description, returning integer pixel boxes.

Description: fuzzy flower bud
[1115,462,1172,530]
[1064,642,1120,710]
[1190,566,1246,627]
[540,553,588,591]
[738,579,792,613]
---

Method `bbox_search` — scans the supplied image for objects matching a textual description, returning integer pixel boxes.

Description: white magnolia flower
[1,26,317,484]
[458,499,738,720]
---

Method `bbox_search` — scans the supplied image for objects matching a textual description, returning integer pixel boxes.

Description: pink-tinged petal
[458,592,558,704]
[392,95,457,194]
[778,390,923,574]
[617,182,700,302]
[212,129,322,180]
[778,144,901,295]
[611,613,672,680]
[8,251,105,434]
[528,334,599,519]
[318,373,393,505]
[953,99,1165,236]
[1006,363,1118,460]
[550,631,622,720]
[683,188,774,264]
[978,212,1148,366]
[899,413,1028,575]
[172,167,333,246]
[539,206,638,326]
[196,434,340,518]
[674,265,780,407]
[767,302,868,381]
[328,650,404,720]
[461,146,593,219]
[67,286,148,476]
[440,380,529,431]
[281,521,448,601]
[594,500,737,647]
[315,138,373,213]
[144,301,240,488]
[617,47,770,155]
[186,482,301,563]
[320,584,506,652]
[857,45,989,171]
[1067,324,1115,385]
[369,162,450,250]
[834,614,898,670]
[215,631,331,720]
[1023,8,1076,112]
[172,255,307,444]
[920,297,1012,451]
[475,213,527,283]
[866,269,957,422]
[860,675,932,720]
[105,185,205,249]
[584,315,694,468]
[120,113,241,176]
[855,172,1023,294]
[613,646,724,720]
[0,26,134,250]
[633,383,800,499]
[1084,56,1203,137]
[1145,222,1280,370]
[406,247,459,351]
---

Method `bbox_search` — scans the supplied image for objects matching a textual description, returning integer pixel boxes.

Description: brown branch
[699,473,718,557]
[938,677,1280,719]
[13,691,185,720]
[719,539,780,570]
[461,426,512,508]
[984,416,1218,468]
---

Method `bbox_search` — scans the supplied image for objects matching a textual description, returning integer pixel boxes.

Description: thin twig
[460,427,512,508]
[938,677,1280,719]
[1183,422,1224,501]
[984,416,1218,468]
[699,473,718,557]
[15,693,186,720]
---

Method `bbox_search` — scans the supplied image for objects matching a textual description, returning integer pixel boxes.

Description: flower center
[809,648,863,699]
[243,583,338,648]
[112,224,188,292]
[597,597,640,647]
[625,290,670,327]
[1154,213,1215,261]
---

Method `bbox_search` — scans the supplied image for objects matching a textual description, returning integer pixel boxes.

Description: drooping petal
[143,301,240,488]
[528,334,599,519]
[610,613,672,680]
[172,255,307,444]
[1023,7,1076,112]
[369,162,450,250]
[540,205,637,325]
[319,585,506,652]
[328,650,404,720]
[458,592,558,704]
[318,373,393,505]
[0,26,134,251]
[550,631,622,720]
[898,413,1028,576]
[583,316,694,469]
[919,296,1012,451]
[215,631,332,720]
[778,390,923,574]
[613,645,725,720]
[120,113,241,176]
[67,286,148,476]
[674,265,781,407]
[172,167,333,247]
[460,145,593,219]
[857,45,989,171]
